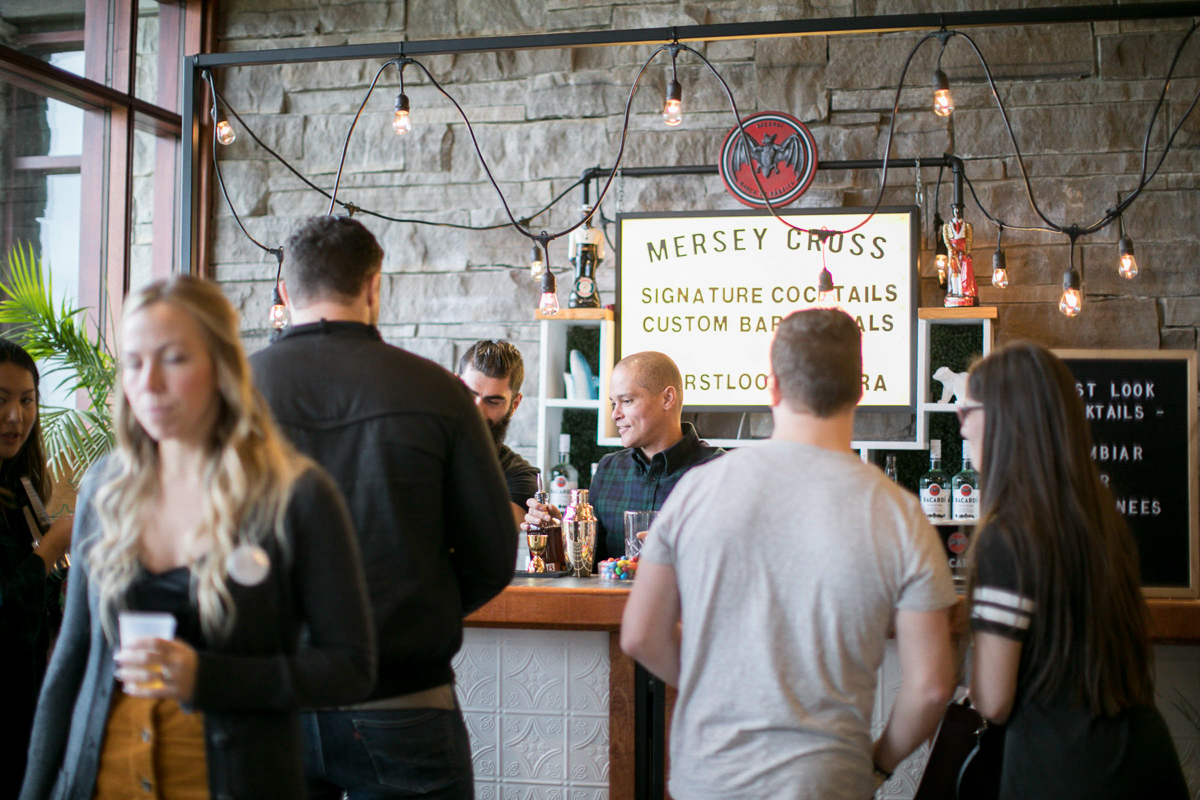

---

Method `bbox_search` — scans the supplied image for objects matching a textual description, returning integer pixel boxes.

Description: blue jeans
[303,707,474,800]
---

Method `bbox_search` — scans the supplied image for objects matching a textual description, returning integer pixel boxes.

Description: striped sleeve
[969,529,1035,641]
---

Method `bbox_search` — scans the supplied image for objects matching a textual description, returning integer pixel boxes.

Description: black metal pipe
[580,157,958,182]
[181,58,198,275]
[191,2,1200,69]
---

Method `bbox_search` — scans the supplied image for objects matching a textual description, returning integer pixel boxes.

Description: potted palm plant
[0,242,115,488]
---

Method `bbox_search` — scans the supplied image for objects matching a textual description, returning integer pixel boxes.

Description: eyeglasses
[955,402,985,424]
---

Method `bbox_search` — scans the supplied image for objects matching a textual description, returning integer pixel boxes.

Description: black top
[970,529,1187,800]
[129,566,205,650]
[250,321,516,700]
[589,423,723,561]
[497,444,539,510]
[0,490,59,798]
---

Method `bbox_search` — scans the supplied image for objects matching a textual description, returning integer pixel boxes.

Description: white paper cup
[118,611,176,648]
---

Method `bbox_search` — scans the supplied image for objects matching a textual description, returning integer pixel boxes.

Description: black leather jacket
[251,321,516,700]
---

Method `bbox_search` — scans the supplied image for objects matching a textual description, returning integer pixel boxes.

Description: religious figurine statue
[942,203,979,307]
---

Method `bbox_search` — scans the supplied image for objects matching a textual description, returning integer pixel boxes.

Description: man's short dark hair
[283,216,384,306]
[770,309,862,417]
[458,339,525,395]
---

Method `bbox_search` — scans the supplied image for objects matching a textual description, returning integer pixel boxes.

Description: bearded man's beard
[488,407,515,447]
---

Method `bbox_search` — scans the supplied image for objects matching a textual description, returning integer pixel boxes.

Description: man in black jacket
[251,216,516,800]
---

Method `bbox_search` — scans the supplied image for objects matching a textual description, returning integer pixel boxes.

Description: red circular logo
[960,485,973,497]
[948,532,969,554]
[928,485,941,497]
[718,112,818,208]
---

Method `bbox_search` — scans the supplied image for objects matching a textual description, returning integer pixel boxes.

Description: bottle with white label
[952,441,981,521]
[549,434,579,510]
[919,439,950,521]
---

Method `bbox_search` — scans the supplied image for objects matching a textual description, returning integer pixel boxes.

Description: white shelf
[931,518,978,526]
[921,403,961,413]
[545,398,603,410]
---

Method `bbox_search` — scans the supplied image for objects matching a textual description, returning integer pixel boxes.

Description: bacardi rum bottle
[526,473,564,572]
[549,434,579,510]
[919,439,950,522]
[951,441,981,521]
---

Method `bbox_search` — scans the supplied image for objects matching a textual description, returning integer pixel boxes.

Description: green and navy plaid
[590,423,724,561]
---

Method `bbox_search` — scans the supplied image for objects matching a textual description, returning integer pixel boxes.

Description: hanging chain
[914,157,923,209]
[616,167,625,215]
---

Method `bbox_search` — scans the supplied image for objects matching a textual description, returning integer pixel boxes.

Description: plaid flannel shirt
[589,422,724,561]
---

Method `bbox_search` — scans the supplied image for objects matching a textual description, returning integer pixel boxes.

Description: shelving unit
[534,308,617,477]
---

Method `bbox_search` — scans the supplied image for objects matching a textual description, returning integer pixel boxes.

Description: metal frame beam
[192,2,1200,69]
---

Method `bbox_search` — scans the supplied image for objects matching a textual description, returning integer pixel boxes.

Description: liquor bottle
[549,434,579,510]
[884,454,898,482]
[527,473,564,572]
[562,488,598,577]
[567,205,604,309]
[952,441,981,521]
[919,439,950,521]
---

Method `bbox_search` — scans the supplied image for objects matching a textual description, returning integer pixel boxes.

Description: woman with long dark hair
[963,341,1187,799]
[20,276,374,800]
[0,338,72,799]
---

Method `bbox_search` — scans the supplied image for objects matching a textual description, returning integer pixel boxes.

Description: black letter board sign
[1056,350,1198,597]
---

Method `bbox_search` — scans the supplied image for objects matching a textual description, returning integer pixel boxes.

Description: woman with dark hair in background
[962,341,1187,799]
[20,276,374,800]
[0,338,73,799]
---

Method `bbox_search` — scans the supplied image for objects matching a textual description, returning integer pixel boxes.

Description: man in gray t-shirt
[622,309,957,800]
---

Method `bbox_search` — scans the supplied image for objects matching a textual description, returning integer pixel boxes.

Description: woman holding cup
[21,276,375,800]
[0,339,73,798]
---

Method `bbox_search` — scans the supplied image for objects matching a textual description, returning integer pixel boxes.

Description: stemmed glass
[526,532,548,572]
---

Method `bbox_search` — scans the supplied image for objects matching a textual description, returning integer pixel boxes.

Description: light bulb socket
[932,212,948,257]
[1063,267,1081,292]
[540,268,556,295]
[992,249,1006,272]
[817,267,834,294]
[271,285,284,306]
[395,93,410,114]
[530,243,544,267]
[1118,234,1135,259]
[933,69,951,94]
[666,79,682,103]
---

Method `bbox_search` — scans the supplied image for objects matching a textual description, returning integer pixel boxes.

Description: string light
[1117,216,1138,279]
[269,285,288,330]
[932,69,954,117]
[1059,237,1082,317]
[393,93,411,135]
[815,230,836,304]
[933,211,949,286]
[991,225,1009,288]
[529,242,545,279]
[216,117,236,145]
[539,269,559,316]
[662,45,683,126]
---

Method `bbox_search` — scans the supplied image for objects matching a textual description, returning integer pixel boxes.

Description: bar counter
[456,577,1200,800]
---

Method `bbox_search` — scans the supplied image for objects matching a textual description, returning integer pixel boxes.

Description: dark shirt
[589,422,723,561]
[129,566,205,649]
[250,320,516,700]
[497,444,539,510]
[969,528,1188,800]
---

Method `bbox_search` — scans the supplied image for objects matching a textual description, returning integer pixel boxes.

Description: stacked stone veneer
[209,2,1200,449]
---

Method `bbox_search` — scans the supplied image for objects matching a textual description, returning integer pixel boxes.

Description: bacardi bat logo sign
[718,112,818,208]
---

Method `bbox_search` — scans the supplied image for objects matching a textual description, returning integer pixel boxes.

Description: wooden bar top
[466,577,1200,642]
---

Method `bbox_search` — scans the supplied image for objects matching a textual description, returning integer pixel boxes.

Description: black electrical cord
[328,59,397,215]
[203,70,281,258]
[403,45,670,245]
[207,68,590,232]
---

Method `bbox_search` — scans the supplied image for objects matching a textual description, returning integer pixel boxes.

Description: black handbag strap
[955,716,989,799]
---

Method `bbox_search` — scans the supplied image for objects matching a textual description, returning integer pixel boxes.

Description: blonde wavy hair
[91,276,307,643]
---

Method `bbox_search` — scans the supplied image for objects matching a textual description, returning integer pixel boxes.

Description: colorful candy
[599,555,639,581]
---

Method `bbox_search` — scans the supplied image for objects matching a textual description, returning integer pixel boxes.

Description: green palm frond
[0,243,116,486]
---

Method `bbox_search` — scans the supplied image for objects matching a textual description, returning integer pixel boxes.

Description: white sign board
[617,208,918,410]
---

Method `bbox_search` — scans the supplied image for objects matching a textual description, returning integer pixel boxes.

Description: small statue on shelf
[942,203,979,308]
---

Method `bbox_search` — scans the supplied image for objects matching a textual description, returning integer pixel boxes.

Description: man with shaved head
[525,351,722,561]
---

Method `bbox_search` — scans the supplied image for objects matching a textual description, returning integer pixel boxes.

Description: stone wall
[208,1,1200,458]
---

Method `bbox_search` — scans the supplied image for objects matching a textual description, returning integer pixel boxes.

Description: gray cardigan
[20,458,375,800]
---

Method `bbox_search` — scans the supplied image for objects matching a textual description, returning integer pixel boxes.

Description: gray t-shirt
[641,440,956,800]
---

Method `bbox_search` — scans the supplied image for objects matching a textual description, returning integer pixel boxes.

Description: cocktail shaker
[562,488,597,577]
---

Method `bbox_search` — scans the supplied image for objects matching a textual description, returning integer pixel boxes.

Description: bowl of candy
[599,555,638,582]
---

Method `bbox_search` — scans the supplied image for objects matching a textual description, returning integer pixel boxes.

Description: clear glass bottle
[951,441,981,521]
[884,454,898,482]
[919,439,950,521]
[549,434,579,510]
